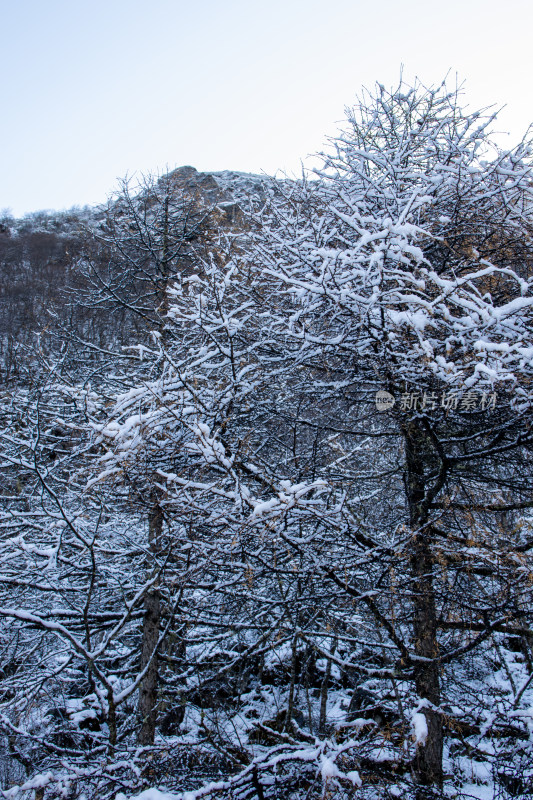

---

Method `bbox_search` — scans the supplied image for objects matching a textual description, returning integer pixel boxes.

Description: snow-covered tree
[79,172,218,747]
[252,78,533,792]
[0,381,170,798]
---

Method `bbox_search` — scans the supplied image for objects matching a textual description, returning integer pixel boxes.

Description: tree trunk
[410,532,443,791]
[138,496,163,745]
[404,422,443,791]
[319,636,337,736]
[138,194,174,746]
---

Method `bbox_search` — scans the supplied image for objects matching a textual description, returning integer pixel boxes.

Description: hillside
[0,167,267,383]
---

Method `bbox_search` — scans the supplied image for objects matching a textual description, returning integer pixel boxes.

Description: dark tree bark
[404,422,443,791]
[410,533,443,790]
[138,496,163,745]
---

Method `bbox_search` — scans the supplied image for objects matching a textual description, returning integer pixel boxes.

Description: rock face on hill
[165,165,267,202]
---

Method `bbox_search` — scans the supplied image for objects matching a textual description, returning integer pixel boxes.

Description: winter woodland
[1,80,533,800]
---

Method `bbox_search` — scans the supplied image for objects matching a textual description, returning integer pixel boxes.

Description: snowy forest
[2,80,533,800]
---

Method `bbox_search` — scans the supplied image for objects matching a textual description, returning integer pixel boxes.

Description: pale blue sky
[2,0,532,215]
